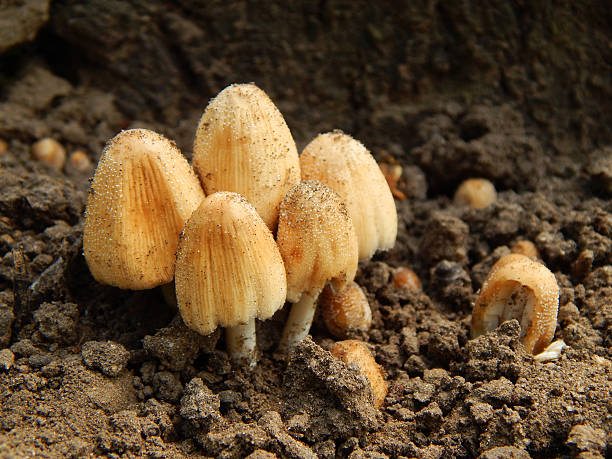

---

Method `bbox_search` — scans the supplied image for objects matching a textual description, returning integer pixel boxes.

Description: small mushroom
[331,340,387,407]
[471,253,559,354]
[32,138,66,171]
[83,129,205,289]
[319,281,372,339]
[175,192,287,368]
[277,180,358,351]
[192,83,300,230]
[510,240,540,260]
[300,130,397,260]
[453,178,496,209]
[391,267,421,290]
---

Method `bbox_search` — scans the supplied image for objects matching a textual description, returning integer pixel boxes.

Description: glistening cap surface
[175,192,287,336]
[83,129,205,290]
[300,130,397,260]
[193,83,300,230]
[276,180,358,303]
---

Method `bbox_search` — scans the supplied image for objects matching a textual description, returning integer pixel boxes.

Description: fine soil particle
[1,2,612,458]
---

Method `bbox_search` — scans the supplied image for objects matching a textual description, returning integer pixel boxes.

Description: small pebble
[0,139,8,155]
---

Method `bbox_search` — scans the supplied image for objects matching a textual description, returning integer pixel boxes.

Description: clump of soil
[1,2,612,458]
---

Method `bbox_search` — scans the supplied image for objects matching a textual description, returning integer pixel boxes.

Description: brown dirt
[1,2,611,458]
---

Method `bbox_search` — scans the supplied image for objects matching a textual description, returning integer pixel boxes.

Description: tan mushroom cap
[83,129,205,290]
[454,178,497,209]
[331,340,388,408]
[300,130,397,260]
[175,192,287,336]
[192,83,300,230]
[471,253,559,354]
[277,180,358,303]
[320,281,372,339]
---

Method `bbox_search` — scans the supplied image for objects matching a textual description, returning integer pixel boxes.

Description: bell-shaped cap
[83,129,205,289]
[175,192,287,336]
[277,180,358,303]
[300,130,397,260]
[192,83,300,230]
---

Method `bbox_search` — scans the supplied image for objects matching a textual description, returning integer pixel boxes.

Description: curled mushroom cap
[277,180,358,302]
[300,130,397,260]
[192,83,300,230]
[320,281,372,339]
[471,253,559,354]
[84,129,205,289]
[175,191,287,336]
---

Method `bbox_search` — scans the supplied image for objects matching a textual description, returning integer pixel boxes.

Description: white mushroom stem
[278,289,321,352]
[226,318,257,370]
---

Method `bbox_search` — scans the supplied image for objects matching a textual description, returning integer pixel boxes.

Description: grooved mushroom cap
[192,83,300,230]
[175,192,287,336]
[277,180,358,303]
[83,129,205,290]
[300,130,397,260]
[471,253,559,354]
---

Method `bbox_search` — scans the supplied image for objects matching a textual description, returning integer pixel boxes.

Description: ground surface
[0,1,611,458]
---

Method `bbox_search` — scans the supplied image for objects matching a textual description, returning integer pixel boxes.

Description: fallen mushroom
[331,339,387,407]
[192,83,300,230]
[453,178,496,209]
[471,253,559,354]
[277,180,358,351]
[175,191,287,368]
[83,129,205,289]
[300,130,397,260]
[319,281,372,339]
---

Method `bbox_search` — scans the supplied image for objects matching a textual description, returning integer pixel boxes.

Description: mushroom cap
[471,253,559,354]
[320,281,372,338]
[453,178,497,209]
[277,180,358,303]
[331,339,388,408]
[175,191,287,336]
[192,83,300,231]
[83,129,205,290]
[300,130,397,260]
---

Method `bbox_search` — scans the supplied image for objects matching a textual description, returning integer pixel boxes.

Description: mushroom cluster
[83,83,398,373]
[82,81,564,405]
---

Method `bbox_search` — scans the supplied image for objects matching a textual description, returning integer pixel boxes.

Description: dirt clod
[81,340,130,377]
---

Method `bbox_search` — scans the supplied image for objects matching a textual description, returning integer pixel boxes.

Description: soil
[1,1,611,458]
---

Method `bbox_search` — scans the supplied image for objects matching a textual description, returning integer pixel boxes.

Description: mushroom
[32,137,66,171]
[331,339,388,407]
[277,180,358,351]
[510,240,540,260]
[175,191,286,368]
[391,267,422,290]
[319,281,372,339]
[453,178,496,209]
[192,83,300,231]
[300,130,397,260]
[84,129,205,289]
[471,253,559,354]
